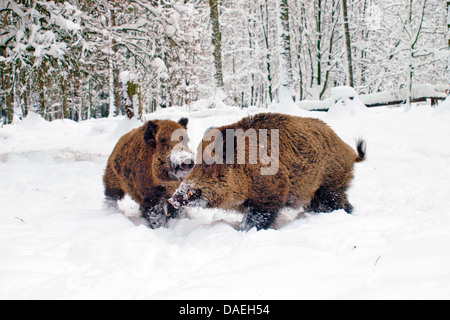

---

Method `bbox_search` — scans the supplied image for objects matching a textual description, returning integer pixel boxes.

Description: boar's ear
[144,121,158,147]
[178,117,189,128]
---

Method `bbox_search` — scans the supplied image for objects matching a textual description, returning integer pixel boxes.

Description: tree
[447,0,450,78]
[350,0,447,99]
[209,0,224,92]
[0,0,83,122]
[290,0,345,100]
[259,0,275,104]
[342,0,354,87]
[380,0,447,107]
[447,0,450,82]
[2,0,449,120]
[278,0,295,101]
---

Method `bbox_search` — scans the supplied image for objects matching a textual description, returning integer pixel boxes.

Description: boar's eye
[158,137,169,145]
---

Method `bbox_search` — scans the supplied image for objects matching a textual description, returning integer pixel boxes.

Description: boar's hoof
[240,208,278,231]
[142,206,168,229]
[305,185,354,214]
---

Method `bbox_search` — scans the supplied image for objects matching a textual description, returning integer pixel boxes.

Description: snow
[1,102,450,299]
[53,14,81,31]
[434,95,450,116]
[151,58,169,80]
[439,95,450,109]
[330,86,358,100]
[151,58,168,73]
[119,71,138,85]
[299,85,450,111]
[297,98,334,111]
[359,85,448,106]
[327,87,368,118]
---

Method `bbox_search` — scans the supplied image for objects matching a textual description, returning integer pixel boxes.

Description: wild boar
[169,113,366,231]
[103,118,194,228]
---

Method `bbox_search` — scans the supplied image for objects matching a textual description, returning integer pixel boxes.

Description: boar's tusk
[168,198,181,209]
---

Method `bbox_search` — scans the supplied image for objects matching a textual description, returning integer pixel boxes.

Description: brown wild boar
[103,118,194,228]
[169,113,366,231]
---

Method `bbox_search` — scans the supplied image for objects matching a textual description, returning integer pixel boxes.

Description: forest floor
[1,98,450,299]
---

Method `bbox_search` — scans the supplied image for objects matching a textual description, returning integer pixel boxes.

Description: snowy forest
[1,0,449,123]
[3,0,450,300]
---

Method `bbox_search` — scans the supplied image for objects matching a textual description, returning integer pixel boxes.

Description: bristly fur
[103,118,192,228]
[173,113,367,231]
[144,121,158,146]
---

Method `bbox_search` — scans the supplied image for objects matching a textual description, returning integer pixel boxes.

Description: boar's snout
[168,184,202,209]
[169,150,195,181]
[178,158,194,172]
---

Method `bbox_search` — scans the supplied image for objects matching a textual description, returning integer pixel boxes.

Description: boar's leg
[141,186,172,229]
[142,204,168,229]
[104,187,125,209]
[241,207,279,231]
[103,166,125,209]
[305,185,353,214]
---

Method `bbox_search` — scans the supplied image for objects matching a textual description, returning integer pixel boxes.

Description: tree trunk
[359,0,369,88]
[22,82,30,118]
[296,2,306,100]
[61,78,68,119]
[447,1,449,76]
[209,0,224,90]
[342,0,354,87]
[6,92,13,124]
[2,69,12,124]
[317,0,322,88]
[37,67,46,118]
[109,5,120,117]
[406,0,414,109]
[261,0,274,103]
[89,79,94,119]
[248,0,256,106]
[113,64,120,115]
[447,1,450,46]
[138,85,143,118]
[108,57,116,117]
[278,0,295,102]
[320,0,339,99]
[126,81,138,119]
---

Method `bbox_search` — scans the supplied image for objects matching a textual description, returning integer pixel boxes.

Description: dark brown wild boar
[103,118,194,228]
[169,113,366,231]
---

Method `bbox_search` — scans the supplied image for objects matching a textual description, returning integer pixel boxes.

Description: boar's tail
[355,139,367,163]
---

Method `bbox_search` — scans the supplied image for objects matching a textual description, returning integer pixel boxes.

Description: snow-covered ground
[1,98,450,299]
